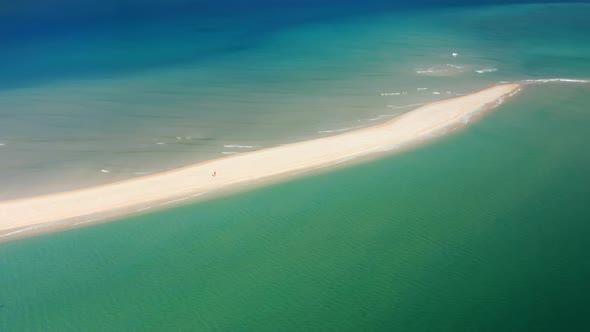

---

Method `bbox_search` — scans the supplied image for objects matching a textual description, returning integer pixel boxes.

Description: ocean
[1,1,589,330]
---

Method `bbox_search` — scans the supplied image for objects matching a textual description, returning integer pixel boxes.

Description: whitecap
[223,144,259,148]
[523,78,590,84]
[73,219,97,226]
[508,88,522,97]
[416,69,436,74]
[222,151,239,155]
[368,114,397,121]
[475,68,498,74]
[386,103,425,109]
[417,88,428,91]
[318,125,364,134]
[159,196,191,207]
[433,91,441,95]
[446,64,463,69]
[101,169,110,173]
[156,142,166,145]
[0,225,42,239]
[378,144,401,152]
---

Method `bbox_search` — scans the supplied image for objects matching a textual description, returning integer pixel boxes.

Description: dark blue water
[0,0,562,89]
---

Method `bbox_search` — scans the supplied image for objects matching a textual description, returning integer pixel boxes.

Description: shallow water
[1,84,589,331]
[1,2,590,330]
[1,2,588,198]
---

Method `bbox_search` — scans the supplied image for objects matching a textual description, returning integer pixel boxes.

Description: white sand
[0,84,521,236]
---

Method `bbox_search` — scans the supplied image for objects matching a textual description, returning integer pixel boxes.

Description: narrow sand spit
[0,84,521,236]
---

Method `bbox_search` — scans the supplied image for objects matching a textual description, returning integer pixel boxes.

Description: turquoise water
[1,85,589,330]
[1,3,588,198]
[1,2,590,330]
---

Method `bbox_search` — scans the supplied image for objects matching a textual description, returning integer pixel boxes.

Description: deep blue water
[0,0,564,89]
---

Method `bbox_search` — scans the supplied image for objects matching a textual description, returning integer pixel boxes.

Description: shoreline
[0,83,521,240]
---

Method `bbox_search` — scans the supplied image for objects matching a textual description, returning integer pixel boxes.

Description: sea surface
[0,1,588,198]
[1,1,590,331]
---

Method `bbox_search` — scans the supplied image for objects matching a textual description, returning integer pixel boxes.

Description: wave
[377,144,401,152]
[137,192,207,212]
[387,103,425,109]
[222,151,239,155]
[73,218,98,226]
[416,69,437,74]
[0,224,50,239]
[368,114,397,121]
[101,169,110,173]
[523,78,590,84]
[508,88,523,97]
[380,92,407,96]
[475,68,498,74]
[446,64,463,69]
[417,88,429,91]
[0,143,5,146]
[318,125,365,134]
[223,144,259,148]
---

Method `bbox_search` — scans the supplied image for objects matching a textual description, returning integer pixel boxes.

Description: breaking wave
[475,68,498,74]
[318,125,365,134]
[523,78,590,84]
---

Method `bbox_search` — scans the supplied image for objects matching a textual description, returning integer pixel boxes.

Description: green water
[2,85,589,330]
[2,3,589,199]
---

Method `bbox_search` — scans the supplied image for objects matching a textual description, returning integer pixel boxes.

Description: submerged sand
[0,84,521,236]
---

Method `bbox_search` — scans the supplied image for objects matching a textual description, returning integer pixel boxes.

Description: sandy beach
[0,83,521,237]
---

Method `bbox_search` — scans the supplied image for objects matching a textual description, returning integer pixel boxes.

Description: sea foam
[318,125,365,134]
[523,78,590,84]
[223,144,259,148]
[475,68,498,74]
[387,103,425,109]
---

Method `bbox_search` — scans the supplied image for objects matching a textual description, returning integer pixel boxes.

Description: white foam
[0,143,5,146]
[156,142,166,145]
[452,52,459,57]
[446,64,463,69]
[386,103,425,109]
[156,192,207,208]
[377,144,401,152]
[433,91,441,95]
[318,125,364,134]
[136,206,153,212]
[73,219,97,226]
[417,88,429,91]
[159,196,191,207]
[222,151,239,155]
[0,225,41,239]
[508,88,522,97]
[223,144,259,149]
[475,68,498,74]
[368,114,397,121]
[523,78,590,84]
[416,69,436,74]
[380,92,402,96]
[101,169,110,173]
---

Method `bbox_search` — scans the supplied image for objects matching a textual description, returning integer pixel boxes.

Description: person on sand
[212,171,216,177]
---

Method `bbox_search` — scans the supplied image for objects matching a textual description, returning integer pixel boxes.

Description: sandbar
[0,83,521,237]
